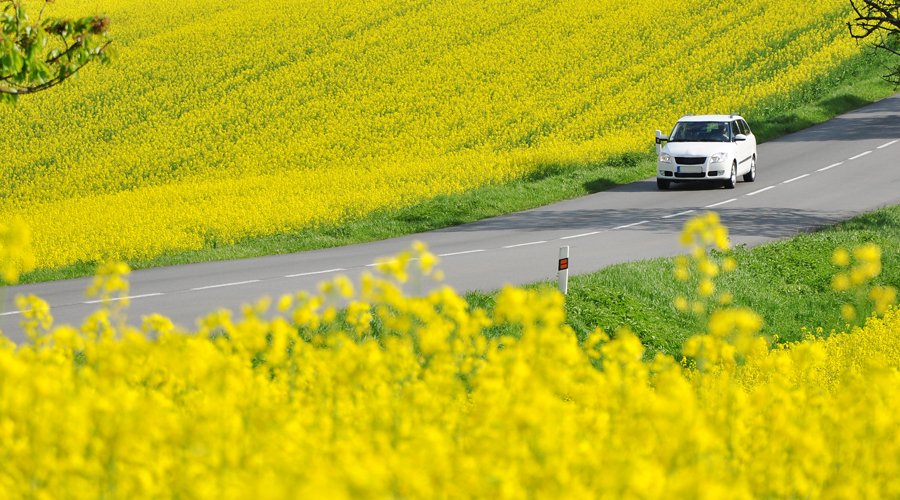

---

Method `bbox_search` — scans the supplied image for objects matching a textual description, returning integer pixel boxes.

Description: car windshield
[669,121,731,142]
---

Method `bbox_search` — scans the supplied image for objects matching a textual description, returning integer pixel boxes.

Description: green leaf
[0,91,18,105]
[0,1,111,101]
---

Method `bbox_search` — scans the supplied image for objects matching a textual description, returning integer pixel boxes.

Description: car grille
[674,172,705,178]
[675,157,706,165]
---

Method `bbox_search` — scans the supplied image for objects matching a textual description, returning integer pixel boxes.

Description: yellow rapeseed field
[1,213,899,497]
[2,0,860,269]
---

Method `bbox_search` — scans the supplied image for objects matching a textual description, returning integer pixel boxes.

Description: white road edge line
[614,220,649,229]
[704,199,736,208]
[877,140,898,149]
[746,186,775,196]
[285,268,345,278]
[561,231,600,240]
[83,292,165,304]
[503,240,547,249]
[782,174,810,184]
[848,150,872,160]
[662,210,696,219]
[0,310,25,317]
[191,280,260,291]
[438,249,485,257]
[817,162,844,172]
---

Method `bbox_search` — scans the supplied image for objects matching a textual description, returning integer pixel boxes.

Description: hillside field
[1,0,889,275]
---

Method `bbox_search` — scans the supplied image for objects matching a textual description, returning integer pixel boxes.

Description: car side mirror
[655,130,668,144]
[734,134,747,142]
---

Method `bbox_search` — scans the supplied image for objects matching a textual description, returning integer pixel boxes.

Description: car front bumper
[657,162,729,180]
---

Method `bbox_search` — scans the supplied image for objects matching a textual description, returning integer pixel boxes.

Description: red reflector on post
[558,258,569,271]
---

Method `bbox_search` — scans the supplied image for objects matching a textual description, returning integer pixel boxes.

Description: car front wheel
[657,178,670,190]
[724,162,737,189]
[743,155,756,182]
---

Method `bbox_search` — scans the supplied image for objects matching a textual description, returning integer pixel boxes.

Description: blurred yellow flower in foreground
[0,213,897,496]
[0,218,35,284]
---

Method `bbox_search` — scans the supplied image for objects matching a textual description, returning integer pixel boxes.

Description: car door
[741,119,757,162]
[733,120,752,175]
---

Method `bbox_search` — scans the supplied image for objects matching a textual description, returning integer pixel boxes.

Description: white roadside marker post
[558,246,570,295]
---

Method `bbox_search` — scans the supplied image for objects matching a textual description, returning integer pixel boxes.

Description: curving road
[2,94,899,341]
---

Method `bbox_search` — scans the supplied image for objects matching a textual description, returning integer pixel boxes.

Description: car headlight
[659,153,672,163]
[710,152,728,163]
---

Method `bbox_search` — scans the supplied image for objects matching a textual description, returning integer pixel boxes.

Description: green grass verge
[466,205,900,358]
[19,48,898,284]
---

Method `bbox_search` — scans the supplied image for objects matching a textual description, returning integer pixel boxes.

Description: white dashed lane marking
[191,280,260,291]
[704,199,736,208]
[613,220,649,229]
[503,241,547,249]
[561,231,600,240]
[848,150,872,161]
[83,292,165,304]
[877,139,898,149]
[746,186,775,196]
[367,259,401,267]
[0,310,24,317]
[662,210,696,219]
[817,162,844,172]
[284,268,345,278]
[783,174,810,184]
[438,249,485,257]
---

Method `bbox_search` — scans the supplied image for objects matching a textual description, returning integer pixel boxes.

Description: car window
[669,121,732,142]
[741,119,752,135]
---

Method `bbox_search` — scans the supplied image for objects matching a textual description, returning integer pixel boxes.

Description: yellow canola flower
[853,243,881,264]
[707,308,763,339]
[141,313,176,337]
[277,294,294,313]
[692,301,706,315]
[832,247,850,267]
[869,286,897,315]
[722,257,738,273]
[86,262,131,302]
[0,218,35,284]
[832,273,851,292]
[334,276,355,300]
[419,251,439,275]
[345,301,374,337]
[15,294,54,343]
[831,242,896,323]
[698,258,719,278]
[841,303,856,321]
[675,212,738,317]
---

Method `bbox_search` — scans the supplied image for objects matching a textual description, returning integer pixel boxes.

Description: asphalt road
[3,94,899,341]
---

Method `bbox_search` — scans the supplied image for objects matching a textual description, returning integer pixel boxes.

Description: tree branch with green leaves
[848,0,900,85]
[1,0,111,104]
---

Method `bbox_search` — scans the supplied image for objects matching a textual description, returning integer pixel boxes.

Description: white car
[655,115,757,190]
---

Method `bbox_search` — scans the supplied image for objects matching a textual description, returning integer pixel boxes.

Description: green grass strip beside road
[466,205,900,358]
[19,48,899,284]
